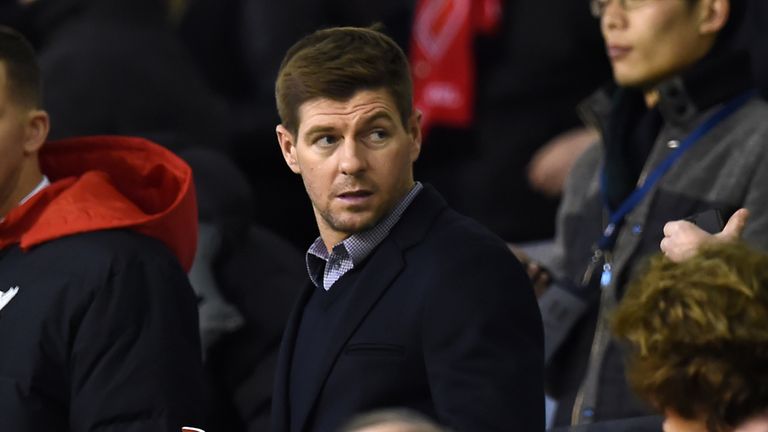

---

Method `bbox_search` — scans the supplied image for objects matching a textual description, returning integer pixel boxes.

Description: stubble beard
[317,204,380,237]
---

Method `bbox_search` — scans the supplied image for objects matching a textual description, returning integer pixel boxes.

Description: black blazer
[272,186,544,432]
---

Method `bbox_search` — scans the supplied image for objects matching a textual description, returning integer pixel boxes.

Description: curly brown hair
[612,242,768,432]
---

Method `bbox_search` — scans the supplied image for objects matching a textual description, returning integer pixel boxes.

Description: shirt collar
[305,181,423,287]
[580,50,754,132]
[20,176,51,206]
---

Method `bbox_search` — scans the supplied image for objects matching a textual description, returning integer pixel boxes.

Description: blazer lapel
[388,185,446,250]
[292,185,448,431]
[293,239,405,431]
[272,281,314,432]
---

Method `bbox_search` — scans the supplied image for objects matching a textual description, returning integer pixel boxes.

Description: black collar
[580,49,755,130]
[656,49,753,127]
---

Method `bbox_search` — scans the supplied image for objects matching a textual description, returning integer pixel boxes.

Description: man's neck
[317,182,419,252]
[0,162,44,220]
[644,89,660,108]
[322,234,348,253]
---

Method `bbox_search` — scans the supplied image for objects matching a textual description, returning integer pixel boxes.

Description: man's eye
[368,130,388,143]
[315,135,338,147]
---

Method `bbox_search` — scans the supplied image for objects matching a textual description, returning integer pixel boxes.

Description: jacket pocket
[343,343,406,358]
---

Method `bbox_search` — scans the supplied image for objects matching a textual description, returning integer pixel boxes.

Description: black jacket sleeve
[422,236,545,432]
[67,249,206,431]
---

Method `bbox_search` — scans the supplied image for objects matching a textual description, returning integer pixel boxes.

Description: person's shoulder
[713,95,768,156]
[6,230,187,306]
[735,95,768,125]
[35,229,180,272]
[406,206,533,302]
[395,186,520,269]
[420,207,515,262]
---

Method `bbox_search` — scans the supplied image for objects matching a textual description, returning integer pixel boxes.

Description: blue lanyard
[597,89,757,251]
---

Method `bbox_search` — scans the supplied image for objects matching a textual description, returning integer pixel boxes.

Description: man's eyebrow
[302,111,397,137]
[362,111,397,125]
[302,125,337,138]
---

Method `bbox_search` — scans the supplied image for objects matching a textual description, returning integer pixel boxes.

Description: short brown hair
[0,26,41,108]
[613,242,768,432]
[275,25,412,135]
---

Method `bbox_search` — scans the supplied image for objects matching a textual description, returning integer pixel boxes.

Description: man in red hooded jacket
[0,26,206,431]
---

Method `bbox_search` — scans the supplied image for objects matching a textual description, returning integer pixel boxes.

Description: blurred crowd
[2,0,768,431]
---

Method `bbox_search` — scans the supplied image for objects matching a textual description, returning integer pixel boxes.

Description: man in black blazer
[272,26,544,432]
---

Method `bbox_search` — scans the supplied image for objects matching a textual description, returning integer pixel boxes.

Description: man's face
[663,410,708,432]
[277,89,421,248]
[352,424,440,432]
[601,0,719,87]
[0,63,32,218]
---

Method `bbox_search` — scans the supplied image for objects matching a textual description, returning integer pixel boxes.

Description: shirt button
[667,139,680,149]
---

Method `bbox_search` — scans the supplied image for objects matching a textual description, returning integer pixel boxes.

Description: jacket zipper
[570,273,613,425]
[570,138,665,424]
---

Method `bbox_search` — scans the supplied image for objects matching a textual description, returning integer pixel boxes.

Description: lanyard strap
[597,89,757,251]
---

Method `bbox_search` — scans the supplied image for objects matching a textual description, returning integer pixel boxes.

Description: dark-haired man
[540,0,768,426]
[271,26,544,432]
[0,27,206,431]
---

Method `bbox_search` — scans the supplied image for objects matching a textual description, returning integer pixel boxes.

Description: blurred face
[663,410,768,432]
[0,63,31,218]
[277,89,421,248]
[663,411,709,432]
[600,0,722,87]
[353,424,438,432]
[734,414,768,432]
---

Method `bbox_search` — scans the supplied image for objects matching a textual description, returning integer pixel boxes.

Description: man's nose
[602,0,626,32]
[338,139,367,175]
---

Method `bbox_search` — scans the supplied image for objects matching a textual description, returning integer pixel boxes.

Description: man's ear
[22,109,49,155]
[408,110,423,163]
[698,0,729,35]
[276,124,301,174]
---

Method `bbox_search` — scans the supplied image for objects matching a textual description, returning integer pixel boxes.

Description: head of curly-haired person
[338,408,447,432]
[612,242,768,432]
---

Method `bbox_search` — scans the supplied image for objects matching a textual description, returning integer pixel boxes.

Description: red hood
[0,136,197,271]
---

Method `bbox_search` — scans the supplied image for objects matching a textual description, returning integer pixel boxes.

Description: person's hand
[660,208,749,262]
[508,244,551,297]
[527,127,598,197]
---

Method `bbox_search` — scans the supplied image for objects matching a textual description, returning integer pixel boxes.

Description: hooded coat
[0,136,205,431]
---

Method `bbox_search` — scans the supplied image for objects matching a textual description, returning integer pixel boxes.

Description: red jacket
[0,135,197,270]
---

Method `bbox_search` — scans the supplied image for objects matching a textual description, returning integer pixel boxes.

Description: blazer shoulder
[404,207,527,288]
[393,186,520,270]
[428,207,512,255]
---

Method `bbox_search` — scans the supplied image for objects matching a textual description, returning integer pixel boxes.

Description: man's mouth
[607,45,632,60]
[337,190,373,202]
